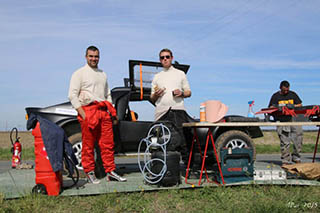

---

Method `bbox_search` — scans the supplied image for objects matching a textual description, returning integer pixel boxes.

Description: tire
[68,133,86,178]
[68,132,105,179]
[215,130,256,162]
[32,184,47,195]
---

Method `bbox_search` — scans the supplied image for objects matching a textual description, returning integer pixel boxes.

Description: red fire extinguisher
[10,127,22,168]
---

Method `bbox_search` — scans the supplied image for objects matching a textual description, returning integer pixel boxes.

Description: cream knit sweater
[68,64,112,109]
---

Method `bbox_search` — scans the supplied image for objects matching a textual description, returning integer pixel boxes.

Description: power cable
[137,123,171,184]
[226,0,302,38]
[169,0,269,51]
[193,0,302,53]
[190,0,261,42]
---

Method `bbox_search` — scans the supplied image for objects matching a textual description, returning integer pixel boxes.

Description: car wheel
[68,132,105,179]
[68,133,86,178]
[32,184,47,195]
[215,130,256,162]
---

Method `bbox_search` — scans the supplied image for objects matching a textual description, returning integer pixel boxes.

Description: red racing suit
[78,101,117,174]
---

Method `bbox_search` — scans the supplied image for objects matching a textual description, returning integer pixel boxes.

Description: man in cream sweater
[151,48,192,166]
[68,46,126,183]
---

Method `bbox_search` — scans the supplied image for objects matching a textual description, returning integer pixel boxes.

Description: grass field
[0,131,35,149]
[1,185,320,212]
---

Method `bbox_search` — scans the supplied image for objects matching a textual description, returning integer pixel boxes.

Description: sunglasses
[160,55,171,60]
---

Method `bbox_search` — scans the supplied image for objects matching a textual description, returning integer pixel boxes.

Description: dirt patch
[253,131,317,145]
[0,131,34,149]
[253,131,279,145]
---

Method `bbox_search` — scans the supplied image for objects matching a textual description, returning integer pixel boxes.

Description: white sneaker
[86,171,100,184]
[107,171,127,182]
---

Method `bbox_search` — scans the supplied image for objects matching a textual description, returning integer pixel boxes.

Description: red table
[256,105,320,162]
[184,126,225,186]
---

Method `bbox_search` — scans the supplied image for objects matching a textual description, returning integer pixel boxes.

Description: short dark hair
[86,46,99,56]
[280,80,290,88]
[159,48,173,58]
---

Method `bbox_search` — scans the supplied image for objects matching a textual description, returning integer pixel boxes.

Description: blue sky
[1,0,320,131]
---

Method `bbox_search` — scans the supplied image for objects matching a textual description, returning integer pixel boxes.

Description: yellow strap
[139,63,143,100]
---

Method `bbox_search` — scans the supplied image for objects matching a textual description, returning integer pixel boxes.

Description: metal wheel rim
[225,138,248,149]
[72,141,83,170]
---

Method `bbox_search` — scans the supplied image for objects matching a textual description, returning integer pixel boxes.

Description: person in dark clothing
[268,80,303,166]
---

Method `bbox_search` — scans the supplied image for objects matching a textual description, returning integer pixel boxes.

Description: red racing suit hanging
[78,101,117,174]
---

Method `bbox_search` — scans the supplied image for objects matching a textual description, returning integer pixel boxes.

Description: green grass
[1,185,320,212]
[0,148,34,160]
[256,144,318,154]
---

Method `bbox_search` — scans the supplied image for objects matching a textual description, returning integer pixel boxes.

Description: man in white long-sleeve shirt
[150,48,192,167]
[68,46,126,183]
